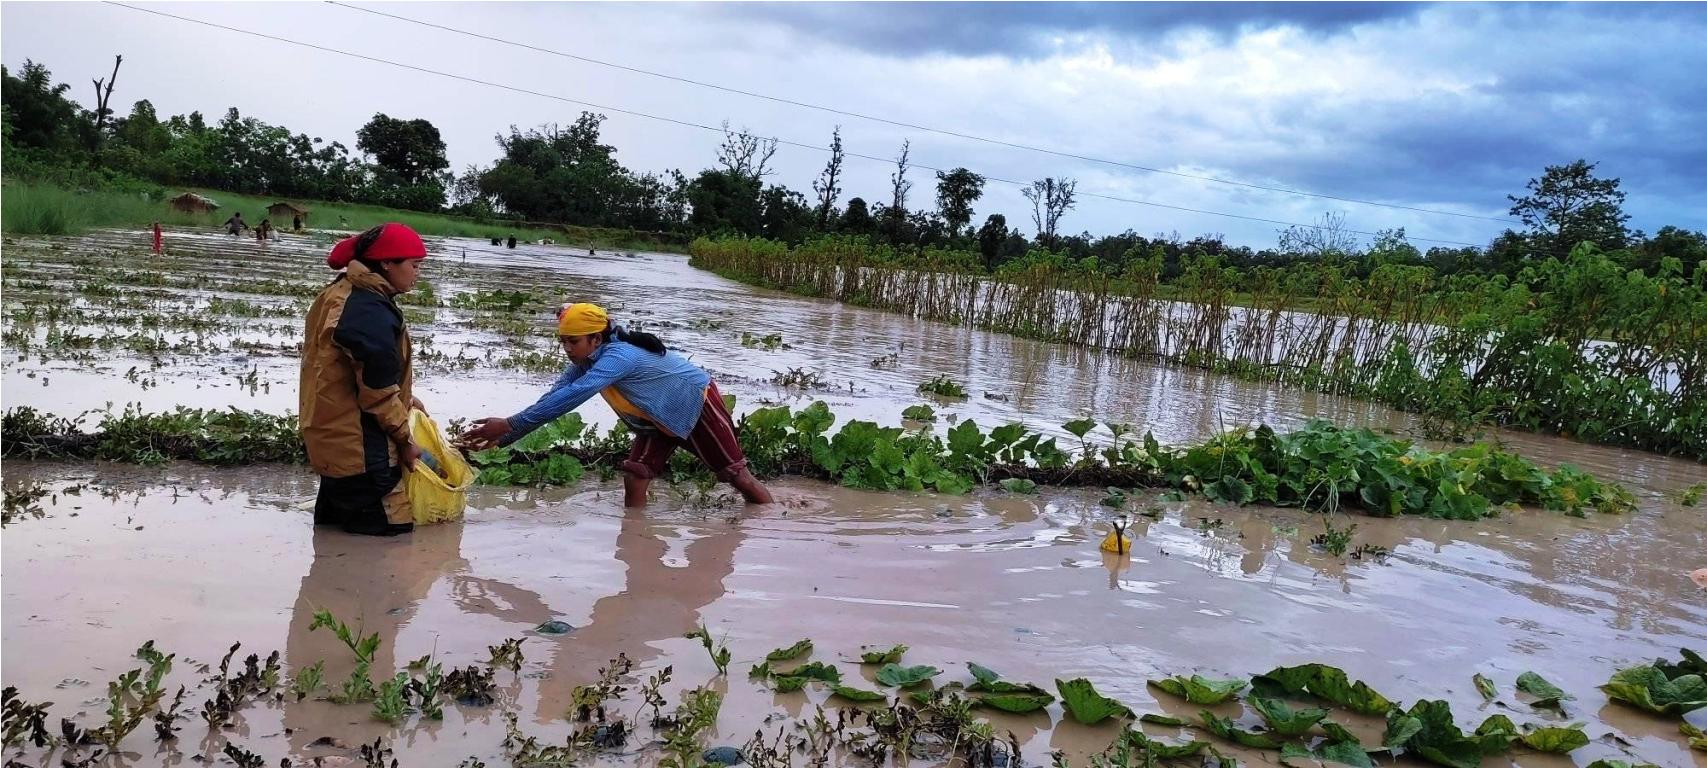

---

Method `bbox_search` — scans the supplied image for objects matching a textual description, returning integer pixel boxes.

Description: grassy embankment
[0,181,688,252]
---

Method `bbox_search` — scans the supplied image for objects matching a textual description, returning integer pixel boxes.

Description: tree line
[3,57,1701,280]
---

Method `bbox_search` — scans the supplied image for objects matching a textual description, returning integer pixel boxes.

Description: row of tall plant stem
[689,235,1705,459]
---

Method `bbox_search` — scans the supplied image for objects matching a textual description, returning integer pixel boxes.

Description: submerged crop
[3,401,1634,519]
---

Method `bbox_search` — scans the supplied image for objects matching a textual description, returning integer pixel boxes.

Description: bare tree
[89,54,123,161]
[716,120,777,183]
[1277,211,1358,258]
[1022,176,1076,247]
[812,126,844,229]
[889,140,912,214]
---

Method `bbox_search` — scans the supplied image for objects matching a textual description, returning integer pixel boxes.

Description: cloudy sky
[4,2,1703,250]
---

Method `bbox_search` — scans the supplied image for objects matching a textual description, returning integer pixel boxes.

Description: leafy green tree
[1508,159,1631,259]
[839,197,874,236]
[1,61,83,151]
[479,113,631,224]
[685,169,762,234]
[934,167,985,237]
[356,113,449,185]
[976,213,1007,270]
[759,184,814,243]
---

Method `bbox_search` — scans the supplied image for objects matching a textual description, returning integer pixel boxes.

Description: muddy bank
[2,462,1703,766]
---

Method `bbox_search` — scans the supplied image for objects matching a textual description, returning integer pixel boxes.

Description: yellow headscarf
[557,303,608,336]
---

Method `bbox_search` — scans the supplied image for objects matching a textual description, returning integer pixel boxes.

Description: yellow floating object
[404,408,474,525]
[1100,530,1132,554]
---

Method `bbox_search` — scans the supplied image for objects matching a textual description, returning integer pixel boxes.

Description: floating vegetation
[740,331,786,350]
[918,374,968,398]
[901,403,938,422]
[771,367,829,389]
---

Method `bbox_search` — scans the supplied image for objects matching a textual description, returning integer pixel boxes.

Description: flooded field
[3,228,1705,767]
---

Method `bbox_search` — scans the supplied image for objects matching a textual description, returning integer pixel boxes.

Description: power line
[326,0,1517,226]
[102,2,1487,247]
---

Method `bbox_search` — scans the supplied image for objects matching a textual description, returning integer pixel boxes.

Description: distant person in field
[299,223,431,537]
[256,218,275,242]
[460,303,773,508]
[506,234,517,249]
[151,221,163,255]
[293,214,304,232]
[224,212,249,236]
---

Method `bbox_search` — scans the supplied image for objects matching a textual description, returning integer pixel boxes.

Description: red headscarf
[327,222,428,269]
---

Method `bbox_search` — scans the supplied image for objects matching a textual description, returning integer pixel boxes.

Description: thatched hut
[267,202,309,227]
[169,192,220,214]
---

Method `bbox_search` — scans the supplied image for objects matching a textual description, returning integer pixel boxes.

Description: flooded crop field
[3,227,1705,768]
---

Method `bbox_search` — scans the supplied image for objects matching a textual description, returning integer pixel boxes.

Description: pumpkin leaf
[859,644,908,664]
[1056,678,1134,725]
[975,691,1055,713]
[1249,696,1329,736]
[765,639,813,662]
[773,676,808,693]
[968,662,1001,687]
[1279,741,1375,768]
[1148,674,1247,705]
[1515,671,1571,710]
[1518,725,1588,753]
[1199,711,1284,749]
[1599,664,1707,716]
[1384,700,1499,768]
[1121,730,1210,760]
[875,663,940,688]
[1472,673,1497,702]
[1139,713,1187,727]
[1320,720,1360,746]
[1252,664,1392,715]
[829,684,886,702]
[786,662,842,684]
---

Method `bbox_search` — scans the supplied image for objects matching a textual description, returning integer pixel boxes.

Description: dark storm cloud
[723,2,1426,58]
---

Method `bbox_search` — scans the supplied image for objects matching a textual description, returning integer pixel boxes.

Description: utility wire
[103,2,1488,247]
[327,0,1517,226]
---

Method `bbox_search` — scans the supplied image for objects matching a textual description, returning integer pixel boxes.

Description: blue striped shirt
[502,338,711,444]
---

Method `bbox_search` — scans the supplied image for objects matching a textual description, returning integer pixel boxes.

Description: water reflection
[531,510,742,725]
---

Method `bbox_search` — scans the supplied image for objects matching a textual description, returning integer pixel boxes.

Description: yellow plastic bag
[404,409,474,525]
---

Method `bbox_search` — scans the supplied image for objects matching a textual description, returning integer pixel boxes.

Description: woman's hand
[458,417,511,451]
[398,440,422,468]
[410,396,428,415]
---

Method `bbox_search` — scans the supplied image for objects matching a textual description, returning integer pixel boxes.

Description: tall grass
[0,181,687,251]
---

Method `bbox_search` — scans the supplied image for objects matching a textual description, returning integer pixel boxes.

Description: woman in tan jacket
[299,223,429,536]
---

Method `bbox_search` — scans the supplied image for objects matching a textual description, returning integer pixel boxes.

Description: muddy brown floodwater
[3,228,1706,767]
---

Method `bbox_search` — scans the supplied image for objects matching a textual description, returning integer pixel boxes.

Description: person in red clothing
[151,221,163,255]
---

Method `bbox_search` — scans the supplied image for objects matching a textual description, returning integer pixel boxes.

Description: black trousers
[314,466,408,535]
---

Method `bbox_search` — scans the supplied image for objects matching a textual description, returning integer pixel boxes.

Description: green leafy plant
[918,375,967,398]
[1515,670,1572,711]
[1600,661,1707,717]
[901,404,937,422]
[488,637,525,673]
[1147,674,1246,705]
[1249,696,1329,736]
[875,664,941,688]
[1055,678,1133,725]
[684,624,731,676]
[860,644,908,664]
[765,639,812,662]
[1252,663,1393,716]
